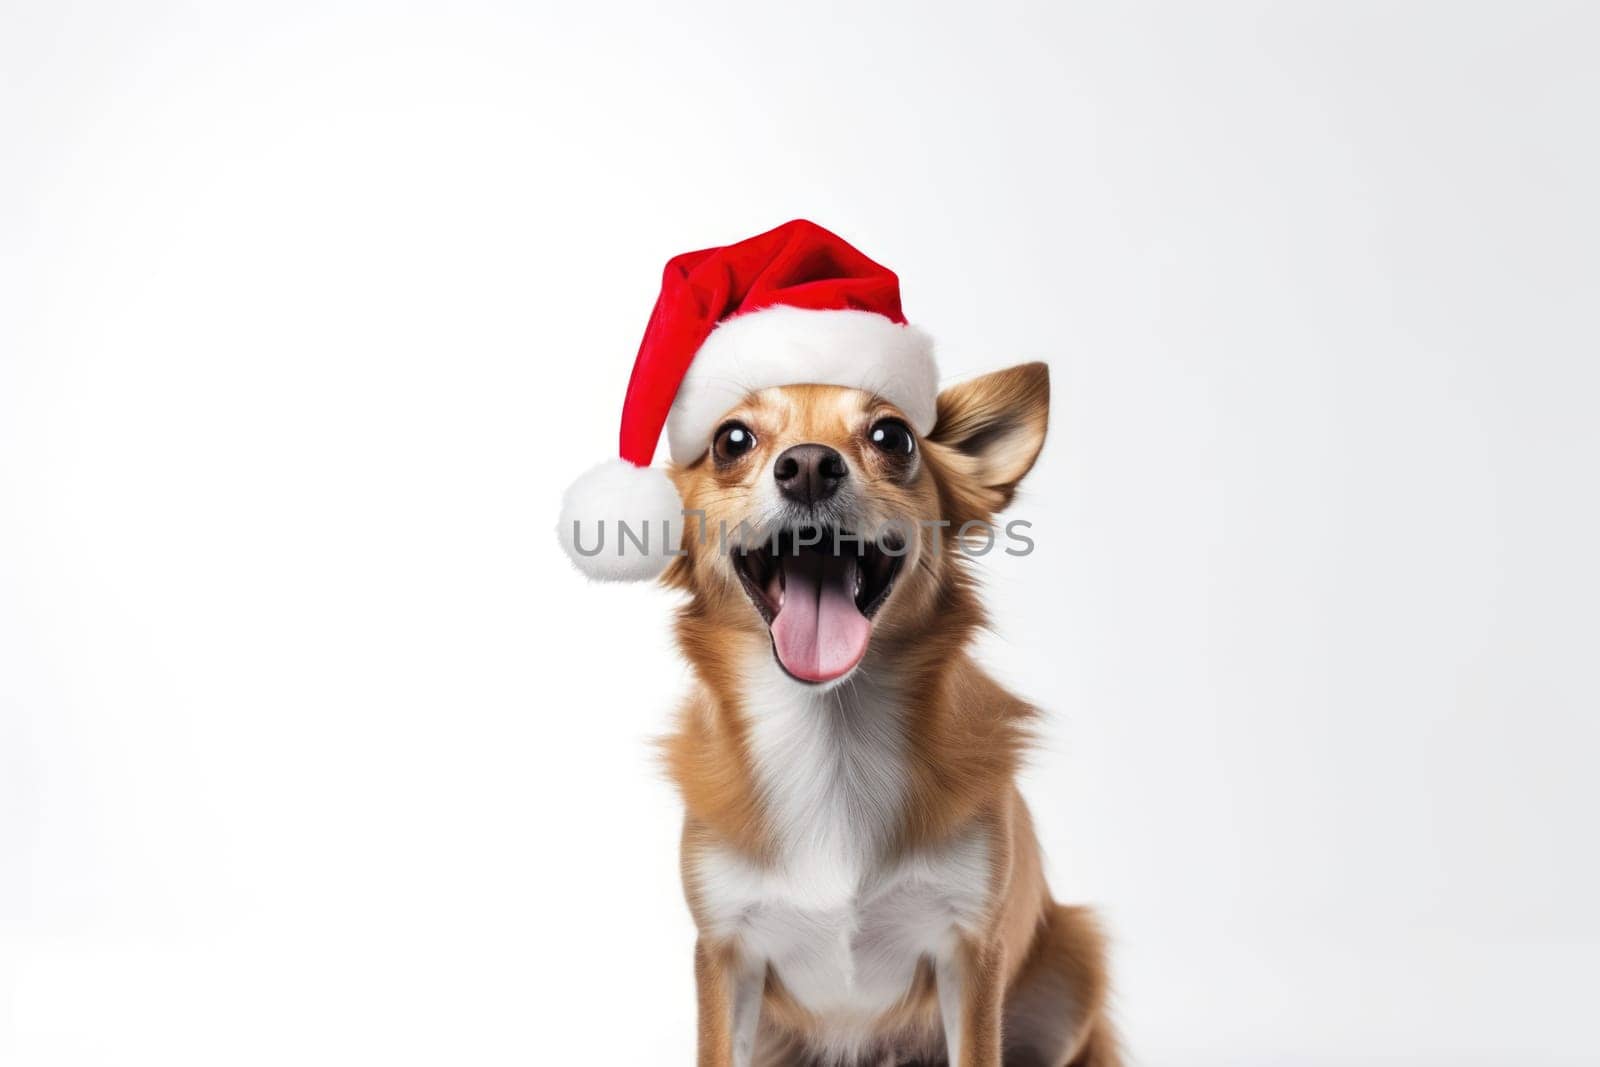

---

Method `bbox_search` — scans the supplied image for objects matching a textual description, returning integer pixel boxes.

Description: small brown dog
[660,366,1118,1066]
[559,221,1118,1066]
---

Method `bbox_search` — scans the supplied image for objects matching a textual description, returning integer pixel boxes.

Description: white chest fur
[690,659,992,1050]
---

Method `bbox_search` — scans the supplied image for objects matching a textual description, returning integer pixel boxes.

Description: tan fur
[660,364,1119,1066]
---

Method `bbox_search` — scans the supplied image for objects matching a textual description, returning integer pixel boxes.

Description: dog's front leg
[936,938,1005,1067]
[694,940,764,1067]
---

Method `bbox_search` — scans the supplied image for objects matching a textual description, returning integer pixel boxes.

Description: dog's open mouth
[732,526,904,684]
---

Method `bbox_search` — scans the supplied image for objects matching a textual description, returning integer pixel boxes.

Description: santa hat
[558,219,938,581]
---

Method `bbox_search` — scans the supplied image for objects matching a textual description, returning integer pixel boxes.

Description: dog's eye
[713,421,758,464]
[867,418,916,458]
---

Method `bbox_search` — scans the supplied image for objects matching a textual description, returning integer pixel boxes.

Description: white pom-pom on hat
[558,458,684,581]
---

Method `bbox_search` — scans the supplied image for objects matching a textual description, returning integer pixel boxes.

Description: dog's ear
[927,361,1050,514]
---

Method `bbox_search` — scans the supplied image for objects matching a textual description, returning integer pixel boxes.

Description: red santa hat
[558,220,938,580]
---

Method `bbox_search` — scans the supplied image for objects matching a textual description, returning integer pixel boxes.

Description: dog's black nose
[774,444,847,507]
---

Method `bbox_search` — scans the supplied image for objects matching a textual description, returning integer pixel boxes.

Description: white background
[3,2,1597,1064]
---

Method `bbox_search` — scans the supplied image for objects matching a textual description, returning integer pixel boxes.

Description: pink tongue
[769,551,871,683]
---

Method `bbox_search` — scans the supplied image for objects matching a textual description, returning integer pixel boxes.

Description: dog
[657,362,1119,1066]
